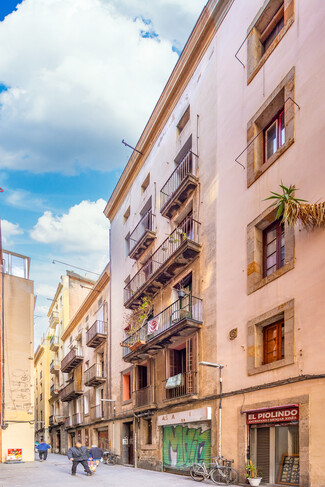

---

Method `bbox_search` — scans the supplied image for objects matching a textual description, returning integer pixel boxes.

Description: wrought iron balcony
[122,294,202,362]
[91,404,105,421]
[128,210,156,260]
[50,384,59,398]
[134,385,156,409]
[84,364,106,387]
[50,359,60,374]
[124,215,201,309]
[61,347,83,373]
[60,380,83,402]
[160,151,198,219]
[86,320,107,348]
[50,336,59,351]
[72,412,83,426]
[49,310,59,329]
[163,371,197,400]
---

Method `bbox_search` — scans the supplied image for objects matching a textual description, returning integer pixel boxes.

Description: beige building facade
[103,1,325,486]
[34,335,51,443]
[1,249,34,462]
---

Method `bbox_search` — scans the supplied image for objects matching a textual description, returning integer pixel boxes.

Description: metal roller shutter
[257,427,270,483]
[163,421,211,472]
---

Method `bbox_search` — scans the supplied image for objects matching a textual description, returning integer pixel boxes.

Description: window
[141,173,150,193]
[247,68,295,187]
[145,418,153,445]
[40,393,43,401]
[263,221,285,277]
[247,207,294,294]
[177,106,190,135]
[138,365,148,390]
[84,392,89,416]
[264,109,285,162]
[247,0,294,84]
[263,321,284,364]
[124,206,130,223]
[40,370,42,379]
[122,372,132,401]
[247,300,294,375]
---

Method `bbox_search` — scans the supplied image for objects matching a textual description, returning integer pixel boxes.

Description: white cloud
[6,188,46,211]
[1,219,23,245]
[0,0,193,173]
[30,198,109,254]
[34,283,57,298]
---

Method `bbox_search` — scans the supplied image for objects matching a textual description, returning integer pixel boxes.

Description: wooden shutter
[263,321,283,364]
[186,337,194,394]
[75,364,82,391]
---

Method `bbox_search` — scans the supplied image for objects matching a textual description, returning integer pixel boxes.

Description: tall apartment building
[34,334,51,443]
[0,249,34,462]
[59,264,110,451]
[46,271,95,454]
[103,0,325,485]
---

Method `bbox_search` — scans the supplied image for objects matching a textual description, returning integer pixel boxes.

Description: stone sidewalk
[0,453,213,487]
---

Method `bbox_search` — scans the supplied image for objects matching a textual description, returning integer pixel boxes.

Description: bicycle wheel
[190,464,205,482]
[211,466,238,485]
[110,454,117,465]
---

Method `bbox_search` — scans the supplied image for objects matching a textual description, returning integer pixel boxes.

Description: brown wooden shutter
[75,364,82,391]
[186,337,194,393]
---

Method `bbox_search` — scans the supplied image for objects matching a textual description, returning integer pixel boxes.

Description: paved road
[0,453,216,487]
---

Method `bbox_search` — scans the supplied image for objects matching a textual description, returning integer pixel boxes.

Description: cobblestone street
[0,454,210,487]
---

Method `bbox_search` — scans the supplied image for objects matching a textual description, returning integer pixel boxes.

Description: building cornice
[61,264,110,341]
[34,344,45,365]
[104,0,234,222]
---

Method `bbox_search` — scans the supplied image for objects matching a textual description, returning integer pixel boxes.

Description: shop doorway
[56,431,61,452]
[122,422,134,465]
[98,430,109,450]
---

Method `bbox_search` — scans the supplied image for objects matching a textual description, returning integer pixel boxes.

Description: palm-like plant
[265,184,325,229]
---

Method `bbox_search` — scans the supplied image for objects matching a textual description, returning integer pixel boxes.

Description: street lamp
[100,399,116,451]
[199,361,224,459]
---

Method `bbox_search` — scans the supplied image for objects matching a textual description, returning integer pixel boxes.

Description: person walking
[67,441,92,476]
[36,439,51,461]
[89,444,103,469]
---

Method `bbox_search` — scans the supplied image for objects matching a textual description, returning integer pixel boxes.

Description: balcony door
[166,336,196,398]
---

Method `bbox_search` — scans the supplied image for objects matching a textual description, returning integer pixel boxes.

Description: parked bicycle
[190,456,238,485]
[103,451,119,465]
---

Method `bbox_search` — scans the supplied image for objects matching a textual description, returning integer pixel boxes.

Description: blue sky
[0,0,206,344]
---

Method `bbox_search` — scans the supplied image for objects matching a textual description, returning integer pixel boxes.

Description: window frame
[263,320,284,365]
[264,108,285,162]
[263,220,285,277]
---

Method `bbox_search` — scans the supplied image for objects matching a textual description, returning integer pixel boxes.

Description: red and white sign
[246,407,299,425]
[147,316,160,335]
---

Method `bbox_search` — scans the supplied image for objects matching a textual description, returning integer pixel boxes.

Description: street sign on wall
[158,407,211,426]
[246,407,299,425]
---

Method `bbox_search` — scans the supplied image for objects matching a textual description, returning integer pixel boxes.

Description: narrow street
[0,454,212,487]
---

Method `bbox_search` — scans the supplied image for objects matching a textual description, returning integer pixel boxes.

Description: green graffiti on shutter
[163,424,211,469]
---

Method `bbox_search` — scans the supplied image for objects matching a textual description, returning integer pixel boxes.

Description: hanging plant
[123,295,153,336]
[265,183,325,229]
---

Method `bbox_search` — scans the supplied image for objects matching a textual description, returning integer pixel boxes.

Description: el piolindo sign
[246,406,299,425]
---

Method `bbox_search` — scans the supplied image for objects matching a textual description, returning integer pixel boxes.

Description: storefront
[245,405,299,485]
[158,407,212,472]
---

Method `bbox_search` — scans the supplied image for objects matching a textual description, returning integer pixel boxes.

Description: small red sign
[246,407,299,425]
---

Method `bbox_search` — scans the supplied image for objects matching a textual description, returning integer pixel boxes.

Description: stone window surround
[247,66,295,187]
[247,0,295,84]
[247,206,294,295]
[238,393,309,486]
[121,366,133,405]
[247,299,295,375]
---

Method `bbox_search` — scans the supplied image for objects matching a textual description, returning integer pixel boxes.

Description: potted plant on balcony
[246,461,262,486]
[123,296,153,351]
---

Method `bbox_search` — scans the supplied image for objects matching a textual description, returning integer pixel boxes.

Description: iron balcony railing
[72,412,83,426]
[91,404,105,420]
[49,310,59,328]
[163,371,197,400]
[50,384,59,396]
[84,364,106,384]
[50,336,59,349]
[61,347,83,372]
[160,151,196,209]
[124,215,200,304]
[86,320,107,346]
[122,294,202,357]
[135,385,155,408]
[129,210,156,255]
[60,380,83,401]
[50,359,60,371]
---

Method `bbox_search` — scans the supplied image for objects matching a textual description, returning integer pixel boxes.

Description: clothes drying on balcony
[166,373,184,389]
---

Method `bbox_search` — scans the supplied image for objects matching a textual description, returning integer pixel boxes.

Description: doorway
[122,421,134,465]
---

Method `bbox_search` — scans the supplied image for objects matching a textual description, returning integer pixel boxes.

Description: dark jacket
[36,443,51,451]
[67,446,89,461]
[89,447,103,460]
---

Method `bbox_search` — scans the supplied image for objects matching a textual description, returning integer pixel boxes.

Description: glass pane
[275,426,299,484]
[266,239,277,256]
[266,265,277,276]
[266,121,277,160]
[266,227,277,244]
[267,253,277,268]
[279,111,285,146]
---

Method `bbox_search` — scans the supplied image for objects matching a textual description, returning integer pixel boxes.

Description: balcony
[86,321,107,348]
[128,210,156,260]
[91,404,105,421]
[72,412,83,426]
[160,151,198,219]
[60,380,83,402]
[49,415,64,426]
[124,216,201,309]
[121,294,202,362]
[163,371,197,400]
[84,364,106,387]
[50,359,60,374]
[49,310,59,329]
[134,385,156,409]
[50,384,59,398]
[50,336,59,352]
[61,347,83,373]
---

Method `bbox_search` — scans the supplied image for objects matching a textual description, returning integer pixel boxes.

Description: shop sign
[7,449,22,461]
[158,407,211,426]
[246,407,299,425]
[122,436,128,445]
